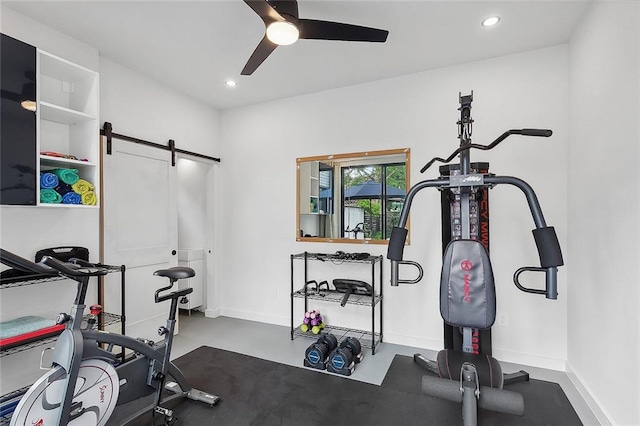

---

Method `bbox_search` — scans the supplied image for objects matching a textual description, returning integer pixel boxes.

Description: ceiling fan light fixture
[266,21,299,45]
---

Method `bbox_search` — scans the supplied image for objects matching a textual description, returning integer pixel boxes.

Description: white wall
[219,45,569,370]
[567,2,639,425]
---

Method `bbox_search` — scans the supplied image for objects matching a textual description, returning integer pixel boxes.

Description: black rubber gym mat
[381,354,582,425]
[119,346,582,425]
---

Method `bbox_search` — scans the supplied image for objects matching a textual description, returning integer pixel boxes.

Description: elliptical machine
[387,92,564,425]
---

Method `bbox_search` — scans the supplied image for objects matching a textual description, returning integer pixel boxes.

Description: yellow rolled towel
[72,179,94,195]
[81,191,97,206]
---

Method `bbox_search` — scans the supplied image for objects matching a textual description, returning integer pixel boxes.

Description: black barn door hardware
[101,122,221,166]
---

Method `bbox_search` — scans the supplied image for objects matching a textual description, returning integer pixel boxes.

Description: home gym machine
[0,249,219,426]
[386,92,564,425]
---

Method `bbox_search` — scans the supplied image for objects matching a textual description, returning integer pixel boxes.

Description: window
[341,162,406,240]
[296,148,409,244]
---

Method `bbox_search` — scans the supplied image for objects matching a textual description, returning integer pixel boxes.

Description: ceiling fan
[241,0,389,75]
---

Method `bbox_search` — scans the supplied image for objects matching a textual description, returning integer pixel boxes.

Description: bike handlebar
[0,248,108,282]
[41,256,108,278]
[0,248,56,275]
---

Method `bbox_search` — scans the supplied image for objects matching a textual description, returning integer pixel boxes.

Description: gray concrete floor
[172,311,599,425]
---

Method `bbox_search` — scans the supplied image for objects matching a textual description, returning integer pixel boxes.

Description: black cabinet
[0,34,37,206]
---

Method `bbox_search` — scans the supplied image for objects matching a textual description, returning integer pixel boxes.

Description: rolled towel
[40,172,59,189]
[55,182,74,195]
[71,179,94,195]
[40,188,62,204]
[52,168,79,185]
[81,191,97,206]
[62,191,81,204]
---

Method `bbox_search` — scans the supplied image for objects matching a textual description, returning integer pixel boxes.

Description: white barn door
[102,137,178,340]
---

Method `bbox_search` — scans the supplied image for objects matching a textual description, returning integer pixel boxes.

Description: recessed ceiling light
[225,80,237,87]
[481,16,500,27]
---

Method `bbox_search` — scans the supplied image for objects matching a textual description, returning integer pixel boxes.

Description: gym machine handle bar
[419,129,552,173]
[386,175,563,300]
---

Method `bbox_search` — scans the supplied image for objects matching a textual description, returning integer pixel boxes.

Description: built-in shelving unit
[37,49,99,207]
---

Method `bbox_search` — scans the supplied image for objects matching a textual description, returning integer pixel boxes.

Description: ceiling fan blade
[266,0,299,20]
[297,19,389,42]
[241,36,278,75]
[243,0,285,24]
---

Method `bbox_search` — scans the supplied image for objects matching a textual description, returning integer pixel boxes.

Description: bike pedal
[187,388,221,406]
[164,381,181,394]
[154,406,173,417]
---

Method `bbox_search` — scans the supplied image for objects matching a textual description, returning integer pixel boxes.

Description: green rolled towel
[71,179,94,195]
[40,188,62,203]
[81,191,97,206]
[52,168,79,185]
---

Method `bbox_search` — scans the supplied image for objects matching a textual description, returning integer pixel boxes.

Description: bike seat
[153,266,195,280]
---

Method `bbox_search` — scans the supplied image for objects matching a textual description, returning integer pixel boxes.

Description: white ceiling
[4,1,589,110]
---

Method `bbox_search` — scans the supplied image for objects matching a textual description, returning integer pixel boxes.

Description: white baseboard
[220,307,289,327]
[367,331,567,371]
[491,348,566,371]
[381,331,443,353]
[565,362,613,425]
[204,307,221,318]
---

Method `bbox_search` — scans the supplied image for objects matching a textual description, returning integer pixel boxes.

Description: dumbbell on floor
[303,333,338,370]
[327,337,363,376]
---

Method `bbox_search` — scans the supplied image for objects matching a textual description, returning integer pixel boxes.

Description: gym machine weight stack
[439,161,492,356]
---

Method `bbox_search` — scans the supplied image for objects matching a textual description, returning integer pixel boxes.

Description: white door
[102,137,178,340]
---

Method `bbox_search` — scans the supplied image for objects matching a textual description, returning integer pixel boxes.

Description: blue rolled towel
[62,191,81,204]
[40,172,59,189]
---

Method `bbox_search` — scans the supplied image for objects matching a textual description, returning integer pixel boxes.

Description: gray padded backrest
[440,240,496,329]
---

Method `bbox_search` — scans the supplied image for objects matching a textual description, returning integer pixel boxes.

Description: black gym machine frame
[386,92,564,425]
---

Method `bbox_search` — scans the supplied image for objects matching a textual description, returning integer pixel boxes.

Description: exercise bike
[387,92,564,425]
[0,249,220,426]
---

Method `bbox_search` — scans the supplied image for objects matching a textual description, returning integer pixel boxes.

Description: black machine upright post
[441,92,493,355]
[458,92,473,176]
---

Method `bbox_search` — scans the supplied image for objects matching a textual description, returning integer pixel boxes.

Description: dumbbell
[303,333,338,370]
[327,337,363,376]
[300,310,325,334]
